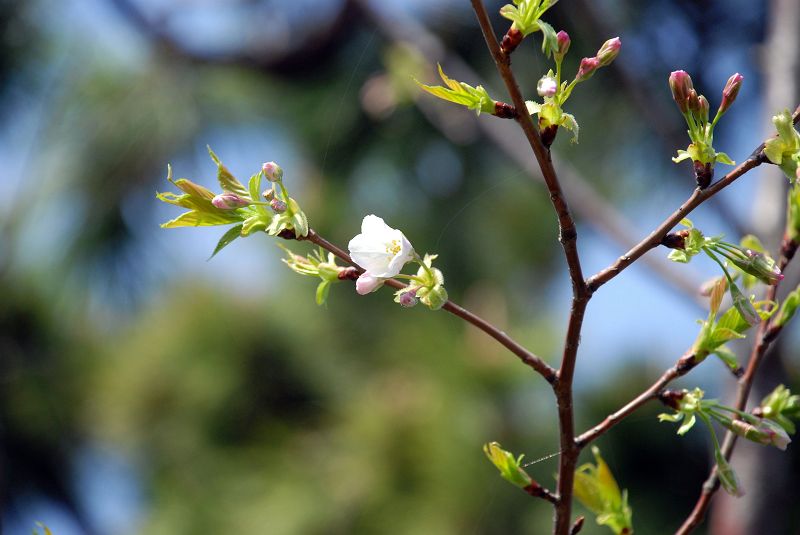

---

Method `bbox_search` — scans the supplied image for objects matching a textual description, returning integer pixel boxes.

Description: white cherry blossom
[348,215,414,278]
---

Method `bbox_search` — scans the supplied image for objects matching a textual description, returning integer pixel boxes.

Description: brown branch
[524,481,560,505]
[469,3,590,532]
[575,352,699,447]
[675,253,794,534]
[298,229,558,383]
[587,106,800,294]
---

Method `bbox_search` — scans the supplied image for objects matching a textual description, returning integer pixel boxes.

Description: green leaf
[161,210,242,228]
[416,64,495,115]
[560,112,580,143]
[776,287,800,327]
[242,214,269,236]
[208,146,249,197]
[715,450,743,497]
[729,281,760,326]
[672,149,692,163]
[715,306,748,335]
[538,19,558,57]
[677,413,696,435]
[315,281,331,306]
[668,249,689,263]
[288,197,309,237]
[208,224,244,260]
[708,326,746,346]
[171,177,216,200]
[525,100,542,115]
[712,345,741,373]
[715,152,735,165]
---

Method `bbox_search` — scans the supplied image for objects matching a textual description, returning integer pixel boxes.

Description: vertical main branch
[469,3,590,533]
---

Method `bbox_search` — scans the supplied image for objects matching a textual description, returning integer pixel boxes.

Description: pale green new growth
[394,253,448,311]
[415,64,496,116]
[666,219,781,326]
[573,446,633,535]
[279,246,345,306]
[499,0,559,55]
[483,441,533,488]
[156,148,309,259]
[764,109,800,181]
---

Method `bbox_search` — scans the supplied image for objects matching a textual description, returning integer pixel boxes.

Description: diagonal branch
[587,105,800,294]
[299,229,558,383]
[574,351,700,447]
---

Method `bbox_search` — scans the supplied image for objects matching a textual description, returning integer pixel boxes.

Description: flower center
[386,239,401,256]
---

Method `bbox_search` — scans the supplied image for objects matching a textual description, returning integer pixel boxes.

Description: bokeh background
[1,0,799,533]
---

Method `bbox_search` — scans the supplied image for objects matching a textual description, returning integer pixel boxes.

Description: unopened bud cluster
[668,70,742,187]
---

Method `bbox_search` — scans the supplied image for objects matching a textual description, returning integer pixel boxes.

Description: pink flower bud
[261,161,283,182]
[398,289,418,308]
[687,89,700,114]
[698,95,709,123]
[718,73,743,116]
[596,37,621,66]
[555,30,571,60]
[270,198,287,213]
[669,70,694,113]
[355,274,383,295]
[212,192,250,210]
[575,57,600,82]
[536,75,558,97]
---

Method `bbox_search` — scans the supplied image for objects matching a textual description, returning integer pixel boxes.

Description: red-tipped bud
[596,36,621,66]
[398,289,419,308]
[555,31,571,60]
[718,73,744,116]
[687,89,700,113]
[212,192,250,210]
[698,95,710,123]
[270,198,287,213]
[575,57,600,82]
[669,70,694,113]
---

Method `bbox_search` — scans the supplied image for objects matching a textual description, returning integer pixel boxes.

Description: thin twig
[587,106,800,294]
[575,352,698,447]
[675,253,794,534]
[301,229,558,383]
[469,2,589,532]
